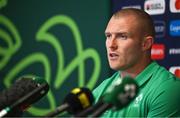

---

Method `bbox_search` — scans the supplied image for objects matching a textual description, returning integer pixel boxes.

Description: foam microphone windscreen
[0,75,49,117]
[64,87,94,114]
[0,76,37,116]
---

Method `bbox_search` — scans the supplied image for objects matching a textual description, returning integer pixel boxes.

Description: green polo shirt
[93,62,180,117]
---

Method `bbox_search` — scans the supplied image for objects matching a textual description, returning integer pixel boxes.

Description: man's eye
[106,34,111,39]
[119,35,127,40]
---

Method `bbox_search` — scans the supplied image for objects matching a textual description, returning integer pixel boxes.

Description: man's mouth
[109,52,119,60]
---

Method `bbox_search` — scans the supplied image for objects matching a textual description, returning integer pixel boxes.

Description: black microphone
[45,87,94,117]
[0,75,49,117]
[75,76,139,117]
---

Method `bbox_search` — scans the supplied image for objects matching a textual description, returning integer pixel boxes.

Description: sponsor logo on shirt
[169,48,180,55]
[151,44,165,60]
[144,0,165,15]
[169,66,180,78]
[170,0,180,13]
[154,21,166,38]
[169,20,180,36]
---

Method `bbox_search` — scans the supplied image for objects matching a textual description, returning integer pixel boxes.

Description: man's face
[105,15,144,71]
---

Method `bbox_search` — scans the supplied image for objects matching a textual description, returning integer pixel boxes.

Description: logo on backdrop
[169,66,180,78]
[154,21,166,38]
[169,48,180,55]
[170,0,180,13]
[151,44,165,60]
[169,20,180,36]
[144,0,165,15]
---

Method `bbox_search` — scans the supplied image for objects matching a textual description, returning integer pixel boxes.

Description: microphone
[0,75,49,117]
[45,87,94,117]
[75,76,139,117]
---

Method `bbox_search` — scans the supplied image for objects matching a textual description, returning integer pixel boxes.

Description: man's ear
[142,36,154,51]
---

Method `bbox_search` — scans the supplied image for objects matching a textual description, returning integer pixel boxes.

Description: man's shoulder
[94,72,119,89]
[92,72,119,102]
[150,62,180,90]
[148,63,180,103]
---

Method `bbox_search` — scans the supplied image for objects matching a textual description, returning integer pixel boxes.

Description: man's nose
[109,38,118,50]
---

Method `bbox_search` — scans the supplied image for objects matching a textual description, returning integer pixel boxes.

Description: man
[93,8,180,117]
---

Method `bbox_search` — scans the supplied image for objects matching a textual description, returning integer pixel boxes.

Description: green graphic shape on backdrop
[36,15,101,89]
[0,15,21,70]
[0,0,8,9]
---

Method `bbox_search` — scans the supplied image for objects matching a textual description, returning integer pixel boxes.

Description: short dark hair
[113,8,155,38]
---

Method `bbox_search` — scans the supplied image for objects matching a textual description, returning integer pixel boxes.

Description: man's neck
[120,59,152,79]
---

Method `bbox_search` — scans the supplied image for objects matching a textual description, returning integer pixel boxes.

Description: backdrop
[0,0,110,116]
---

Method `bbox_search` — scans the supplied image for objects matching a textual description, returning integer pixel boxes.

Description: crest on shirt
[133,93,143,107]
